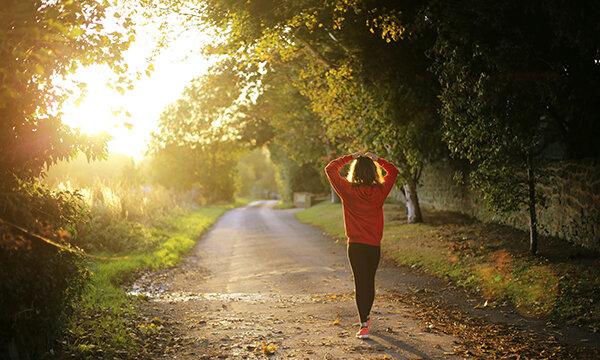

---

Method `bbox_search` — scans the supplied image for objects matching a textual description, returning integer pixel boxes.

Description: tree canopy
[157,0,447,221]
[1,0,135,355]
[148,64,244,202]
[429,0,600,252]
[1,0,135,185]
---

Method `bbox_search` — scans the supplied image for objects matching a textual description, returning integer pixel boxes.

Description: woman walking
[325,151,399,339]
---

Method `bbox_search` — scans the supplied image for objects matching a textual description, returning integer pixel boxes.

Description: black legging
[347,242,381,323]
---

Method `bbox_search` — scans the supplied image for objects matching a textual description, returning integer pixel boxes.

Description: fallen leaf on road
[254,341,277,355]
[473,300,489,309]
[329,319,340,326]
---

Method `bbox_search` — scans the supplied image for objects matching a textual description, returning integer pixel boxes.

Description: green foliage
[235,68,332,200]
[57,175,197,253]
[431,0,600,159]
[0,244,86,358]
[0,1,133,354]
[236,148,278,199]
[160,0,445,220]
[268,143,329,202]
[44,153,141,188]
[0,183,88,358]
[427,0,600,251]
[148,65,244,203]
[0,172,192,358]
[148,0,598,218]
[239,69,329,165]
[77,218,151,255]
[0,0,133,184]
[430,0,600,210]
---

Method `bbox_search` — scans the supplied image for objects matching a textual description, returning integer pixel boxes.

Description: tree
[0,1,133,355]
[428,0,600,253]
[237,68,332,201]
[1,0,134,185]
[148,63,244,202]
[267,143,329,203]
[236,148,278,199]
[182,0,445,222]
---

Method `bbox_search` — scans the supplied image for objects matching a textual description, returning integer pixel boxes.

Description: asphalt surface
[137,200,460,359]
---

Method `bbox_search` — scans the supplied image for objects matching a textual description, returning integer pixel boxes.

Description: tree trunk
[527,153,538,254]
[403,183,423,223]
[325,144,340,204]
[331,186,341,203]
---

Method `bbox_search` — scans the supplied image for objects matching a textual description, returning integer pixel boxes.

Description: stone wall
[391,159,600,250]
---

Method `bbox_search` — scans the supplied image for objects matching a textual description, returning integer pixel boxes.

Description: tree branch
[294,37,333,70]
[0,217,129,261]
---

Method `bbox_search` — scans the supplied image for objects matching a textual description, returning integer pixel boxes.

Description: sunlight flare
[60,23,216,159]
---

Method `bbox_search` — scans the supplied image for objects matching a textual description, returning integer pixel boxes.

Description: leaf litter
[384,289,600,359]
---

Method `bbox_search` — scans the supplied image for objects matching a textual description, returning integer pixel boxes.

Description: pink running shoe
[355,326,369,339]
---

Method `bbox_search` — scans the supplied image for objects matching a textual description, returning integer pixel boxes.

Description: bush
[0,242,86,358]
[75,217,152,254]
[0,184,88,359]
[0,177,200,358]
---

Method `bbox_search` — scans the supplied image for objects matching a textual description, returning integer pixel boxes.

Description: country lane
[134,200,460,359]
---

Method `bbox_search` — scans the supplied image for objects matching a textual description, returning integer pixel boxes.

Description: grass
[274,201,296,210]
[296,201,600,332]
[64,200,247,359]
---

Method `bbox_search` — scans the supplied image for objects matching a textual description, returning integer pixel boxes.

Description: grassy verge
[63,200,247,359]
[274,201,296,210]
[296,201,600,332]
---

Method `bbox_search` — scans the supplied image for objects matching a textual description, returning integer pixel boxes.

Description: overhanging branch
[294,37,333,70]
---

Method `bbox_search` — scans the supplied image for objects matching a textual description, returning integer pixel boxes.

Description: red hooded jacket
[325,155,399,246]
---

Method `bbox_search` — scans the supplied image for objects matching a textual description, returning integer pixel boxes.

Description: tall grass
[54,180,202,254]
[57,179,199,222]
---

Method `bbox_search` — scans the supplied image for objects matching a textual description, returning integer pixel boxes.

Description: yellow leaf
[256,341,277,355]
[265,344,277,354]
[329,319,340,326]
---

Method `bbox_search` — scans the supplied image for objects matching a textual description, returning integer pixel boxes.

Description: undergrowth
[296,201,600,332]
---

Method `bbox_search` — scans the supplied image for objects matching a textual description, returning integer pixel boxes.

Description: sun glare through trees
[59,10,216,160]
[1,0,599,359]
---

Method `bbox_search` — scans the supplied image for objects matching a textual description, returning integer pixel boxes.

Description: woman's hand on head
[352,151,365,159]
[365,152,379,161]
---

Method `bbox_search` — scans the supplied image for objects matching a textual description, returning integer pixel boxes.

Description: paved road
[138,201,460,359]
